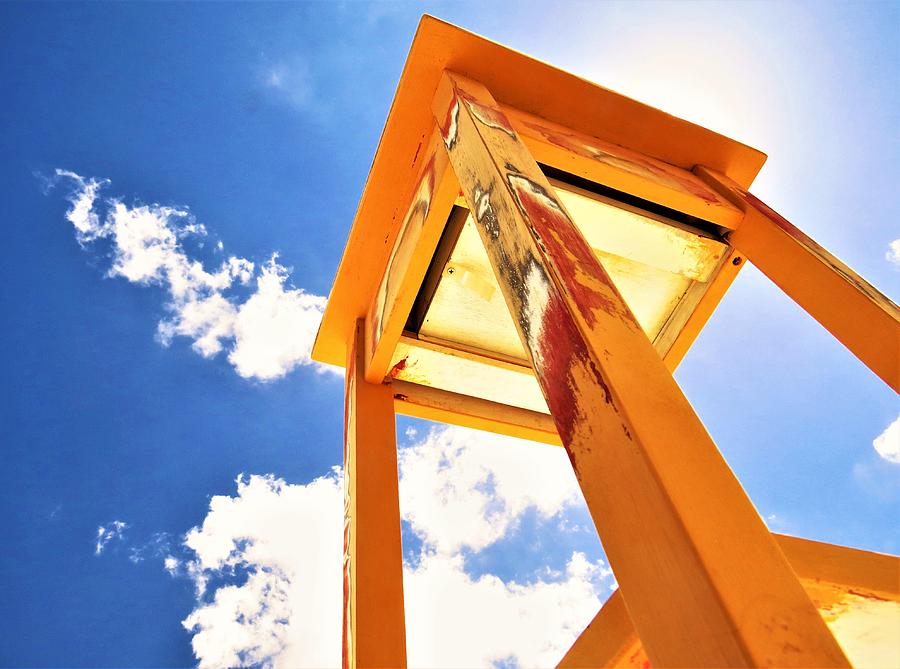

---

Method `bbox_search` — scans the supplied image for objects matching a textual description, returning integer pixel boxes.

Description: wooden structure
[312,16,900,668]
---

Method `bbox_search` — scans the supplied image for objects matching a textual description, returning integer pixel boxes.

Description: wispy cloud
[175,425,610,669]
[95,520,128,555]
[261,56,314,110]
[873,414,900,465]
[46,170,335,381]
[887,239,900,268]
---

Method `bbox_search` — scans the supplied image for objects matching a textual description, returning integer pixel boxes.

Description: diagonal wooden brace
[558,534,900,667]
[433,70,849,668]
[695,165,900,392]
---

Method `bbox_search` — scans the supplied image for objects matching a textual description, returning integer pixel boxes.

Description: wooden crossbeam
[392,378,561,445]
[433,69,849,667]
[503,106,744,229]
[558,535,900,668]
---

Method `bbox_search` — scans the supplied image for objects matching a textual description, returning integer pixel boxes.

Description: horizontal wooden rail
[392,379,560,445]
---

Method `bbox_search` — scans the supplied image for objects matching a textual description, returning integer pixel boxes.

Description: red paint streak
[533,289,616,449]
[509,175,638,329]
[535,292,585,446]
[388,357,408,378]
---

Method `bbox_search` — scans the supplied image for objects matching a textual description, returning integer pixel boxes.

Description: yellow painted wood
[312,15,766,370]
[556,589,641,669]
[389,335,549,414]
[696,166,900,392]
[550,179,728,282]
[558,535,900,669]
[503,106,744,229]
[365,128,459,384]
[343,320,406,669]
[434,69,849,668]
[392,379,561,446]
[660,247,745,370]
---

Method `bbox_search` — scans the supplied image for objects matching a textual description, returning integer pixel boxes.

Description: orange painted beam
[503,106,744,230]
[391,378,561,446]
[343,320,406,669]
[695,166,900,392]
[558,535,900,668]
[557,589,642,669]
[434,70,849,668]
[365,128,459,384]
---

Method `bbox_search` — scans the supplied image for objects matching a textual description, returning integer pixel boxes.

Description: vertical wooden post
[433,70,849,668]
[343,319,407,669]
[695,165,900,392]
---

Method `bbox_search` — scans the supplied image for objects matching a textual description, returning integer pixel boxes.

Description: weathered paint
[523,117,722,205]
[507,173,640,329]
[364,128,458,384]
[434,70,850,668]
[498,106,744,230]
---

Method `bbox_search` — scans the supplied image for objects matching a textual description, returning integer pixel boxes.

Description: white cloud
[164,556,181,575]
[873,414,900,464]
[95,520,128,555]
[399,426,581,554]
[49,170,334,381]
[176,426,609,669]
[228,259,329,381]
[56,169,110,242]
[404,551,606,669]
[182,471,343,669]
[262,57,314,110]
[886,239,900,267]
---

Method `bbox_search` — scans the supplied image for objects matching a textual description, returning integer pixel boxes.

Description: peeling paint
[388,357,408,378]
[441,99,460,150]
[522,119,724,206]
[507,172,639,329]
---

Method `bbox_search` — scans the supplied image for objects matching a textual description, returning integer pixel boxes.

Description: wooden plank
[558,535,900,668]
[503,106,744,230]
[433,70,849,668]
[695,165,900,392]
[365,128,459,383]
[343,320,406,669]
[392,378,561,446]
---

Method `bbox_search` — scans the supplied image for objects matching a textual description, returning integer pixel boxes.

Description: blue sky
[1,2,898,667]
